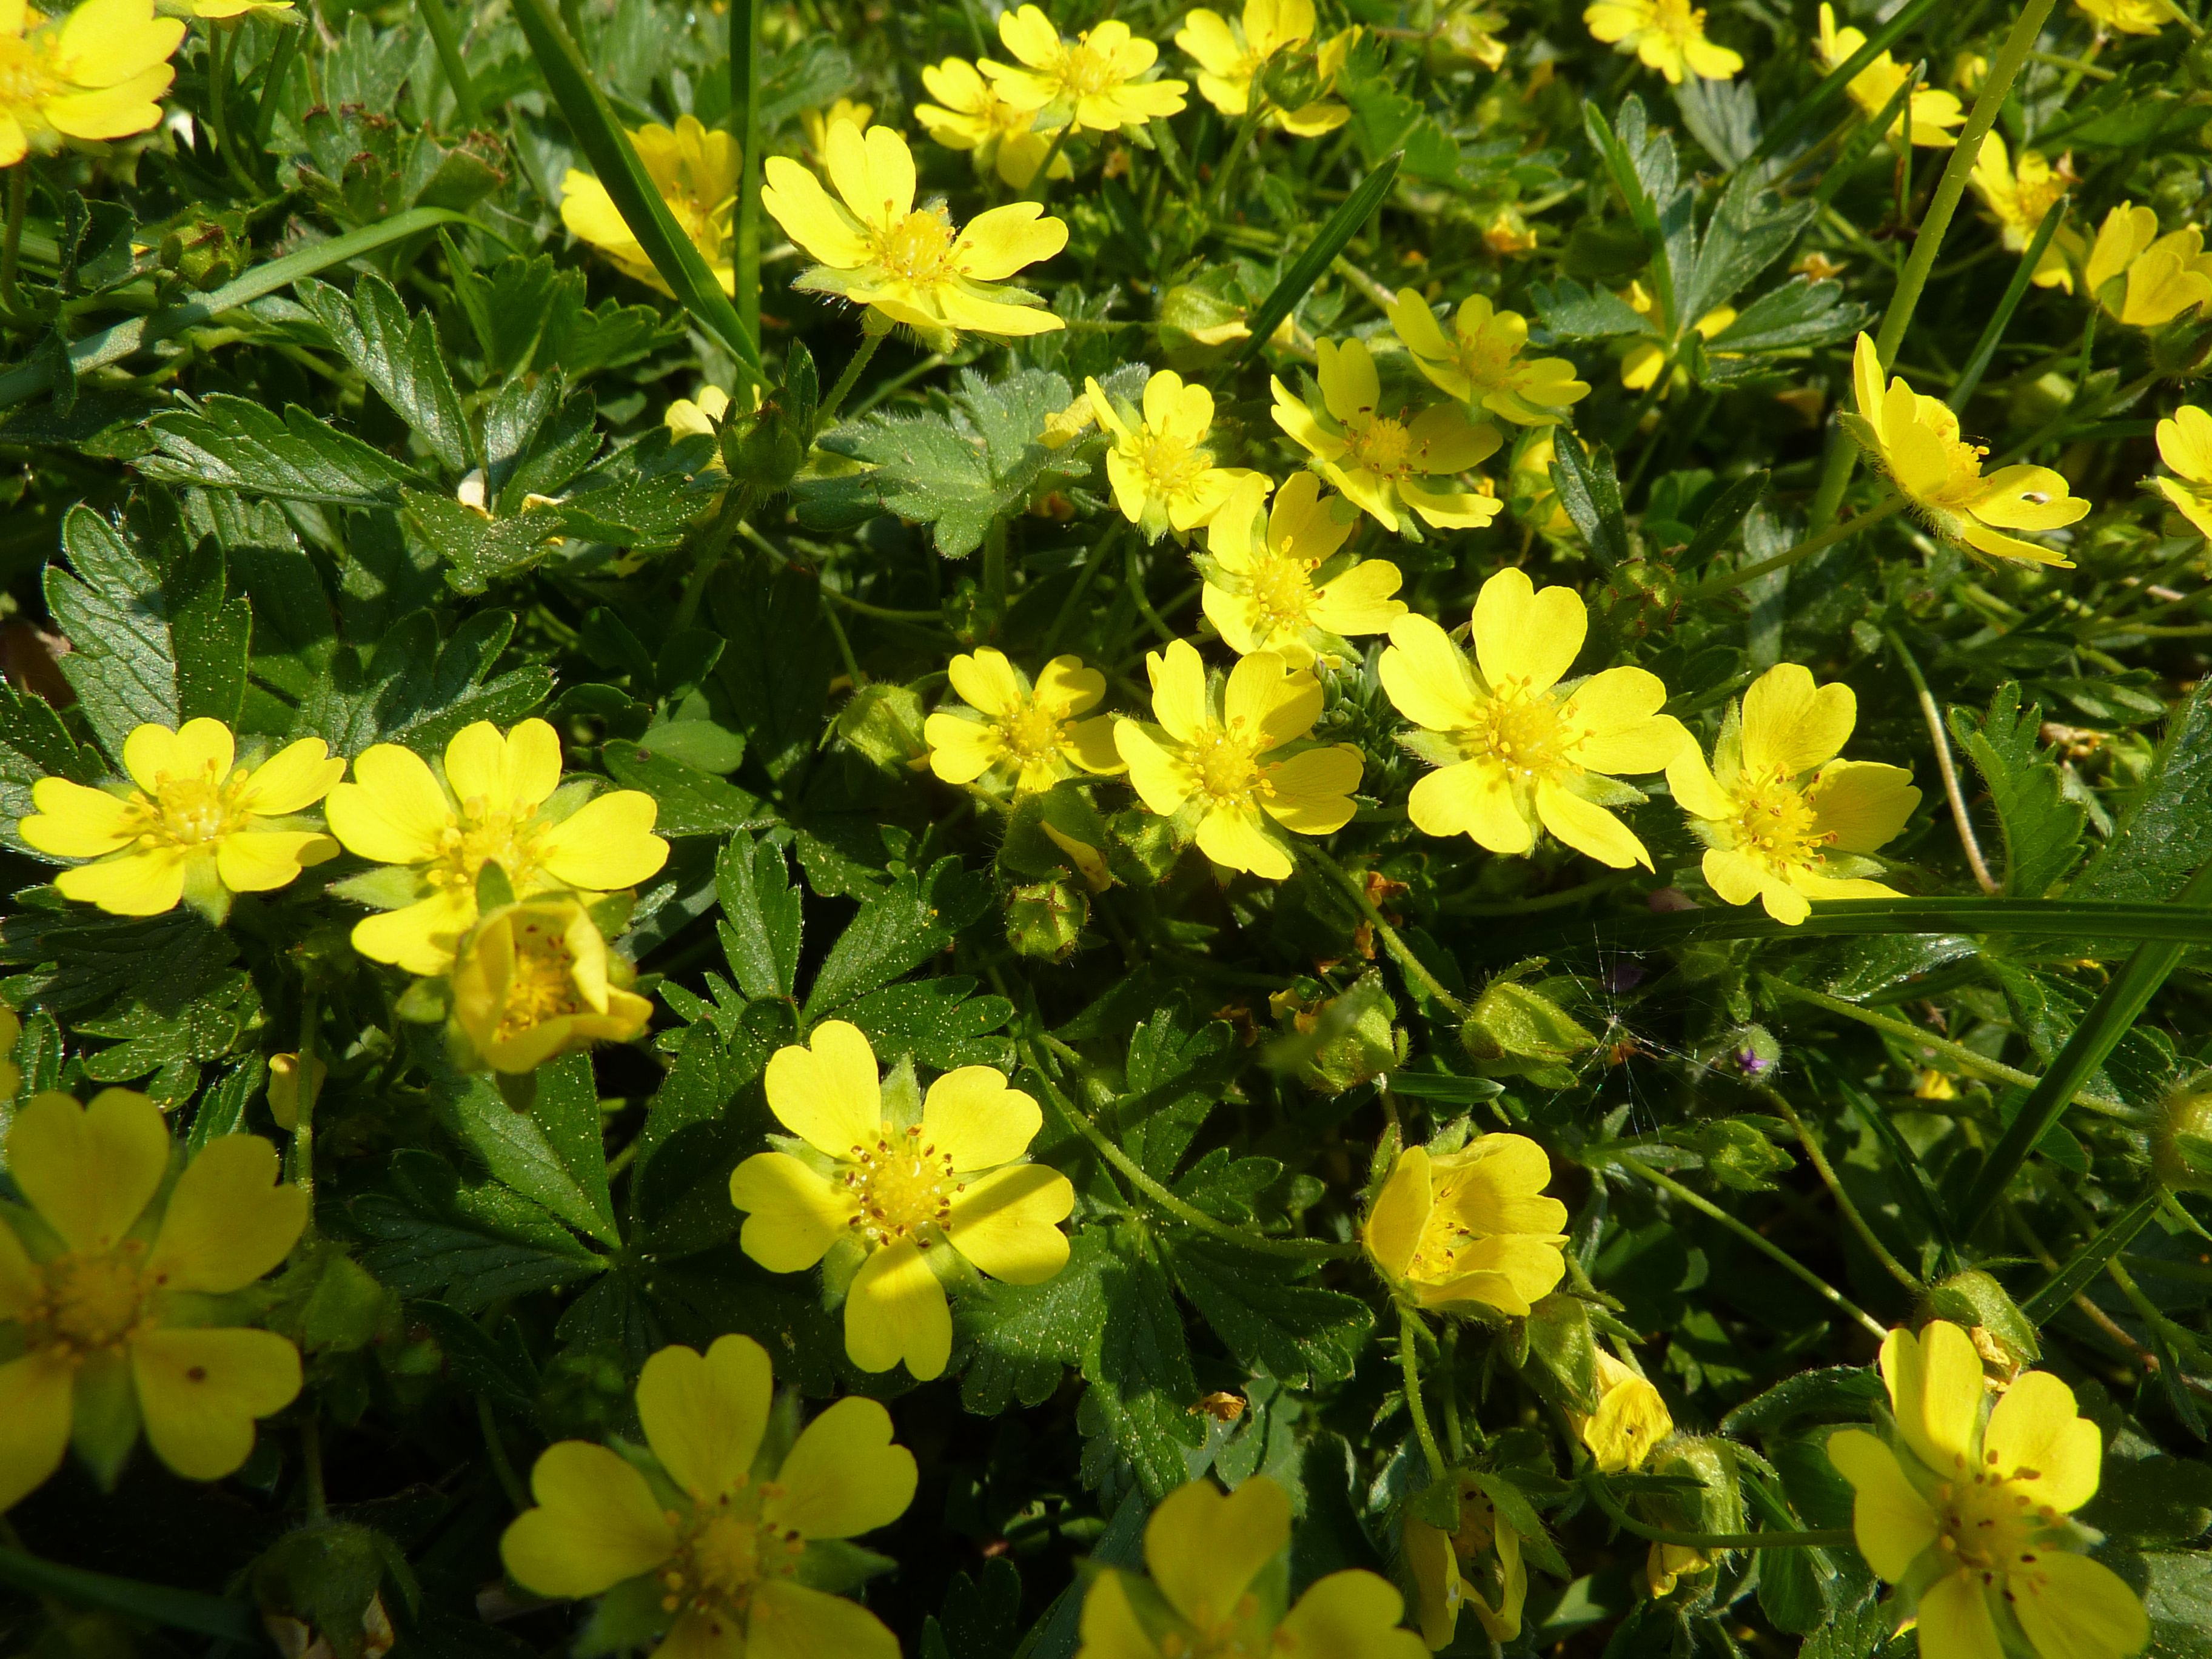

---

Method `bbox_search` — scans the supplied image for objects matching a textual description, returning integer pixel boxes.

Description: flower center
[1934,1471,2048,1578]
[494,917,588,1041]
[0,28,61,116]
[1133,429,1213,499]
[1059,38,1122,97]
[429,800,545,895]
[133,762,256,849]
[845,1127,959,1245]
[996,697,1070,765]
[878,209,956,282]
[32,1245,153,1356]
[1652,0,1709,42]
[1731,772,1828,870]
[1344,415,1413,478]
[1188,723,1270,806]
[1472,689,1566,782]
[1245,554,1318,635]
[1155,1593,1262,1659]
[659,1497,806,1623]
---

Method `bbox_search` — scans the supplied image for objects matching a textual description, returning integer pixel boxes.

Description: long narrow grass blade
[0,1547,258,1641]
[731,0,764,352]
[1749,0,1940,167]
[1808,70,1915,216]
[0,206,476,409]
[2019,1187,2165,1324]
[511,0,760,374]
[1506,896,2212,955]
[1238,152,1401,364]
[1947,202,2065,410]
[416,0,481,127]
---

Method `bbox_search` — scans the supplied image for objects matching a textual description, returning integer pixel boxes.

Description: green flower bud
[2156,1081,2212,1192]
[1007,876,1088,960]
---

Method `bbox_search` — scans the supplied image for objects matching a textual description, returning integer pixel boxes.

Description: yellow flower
[0,1088,305,1511]
[1849,334,2091,565]
[0,0,181,166]
[1436,5,1510,69]
[800,96,872,157]
[163,0,293,16]
[727,1023,1075,1381]
[1667,662,1922,926]
[1827,1321,2148,1659]
[914,57,1073,189]
[763,122,1067,352]
[0,1005,18,1099]
[1970,135,2077,292]
[1646,1543,1708,1597]
[1088,368,1260,540]
[1361,1135,1569,1317]
[2156,405,2212,538]
[1915,1068,1960,1101]
[1378,569,1686,870]
[1573,1351,1674,1472]
[561,115,740,297]
[324,717,669,977]
[1201,472,1406,666]
[2076,0,2171,32]
[1272,338,1502,535]
[1404,1475,1526,1650]
[1113,638,1363,880]
[1817,5,1963,147]
[447,893,654,1074]
[1388,289,1589,424]
[924,648,1124,795]
[982,5,1189,136]
[1078,1476,1427,1659]
[665,384,730,443]
[501,1335,914,1659]
[1484,207,1538,257]
[1619,280,1737,392]
[1581,0,1741,84]
[1176,0,1352,136]
[2084,203,2212,328]
[21,719,342,920]
[1507,429,1574,535]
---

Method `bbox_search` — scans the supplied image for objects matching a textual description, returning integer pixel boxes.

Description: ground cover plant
[7,0,2212,1652]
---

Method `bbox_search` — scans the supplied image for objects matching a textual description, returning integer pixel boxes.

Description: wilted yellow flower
[924,648,1123,795]
[447,893,652,1074]
[1848,333,2089,566]
[21,719,341,920]
[1970,135,2077,292]
[1379,569,1686,870]
[2084,203,2212,328]
[1176,0,1353,136]
[914,58,1072,189]
[1113,639,1362,880]
[1361,1135,1569,1315]
[764,122,1067,351]
[0,0,183,166]
[0,1089,305,1511]
[562,115,739,296]
[1647,1543,1709,1598]
[1484,207,1538,257]
[1668,663,1921,926]
[502,1336,913,1659]
[1582,0,1741,84]
[325,718,668,977]
[800,96,873,156]
[1078,1476,1426,1659]
[1817,4,1963,147]
[1273,338,1501,534]
[983,5,1189,135]
[2156,406,2212,538]
[1202,472,1405,666]
[1404,1475,1526,1650]
[1388,290,1588,424]
[1087,369,1259,539]
[1827,1321,2148,1659]
[727,1023,1075,1381]
[1915,1068,1960,1101]
[2077,0,2171,32]
[1573,1351,1674,1472]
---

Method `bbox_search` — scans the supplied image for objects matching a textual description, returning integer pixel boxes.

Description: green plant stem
[731,0,763,350]
[479,1397,530,1513]
[1805,0,2062,532]
[1399,1309,1447,1480]
[1123,538,1177,645]
[1299,843,1472,1019]
[816,331,883,430]
[1210,105,1267,217]
[1886,625,1997,893]
[1579,1470,1852,1551]
[1,166,25,318]
[1948,201,2064,411]
[1610,1154,1887,1339]
[1022,1039,1361,1260]
[2019,1187,2167,1324]
[417,0,481,126]
[206,24,259,194]
[1439,1322,1465,1462]
[1041,521,1125,659]
[0,1547,258,1641]
[1960,861,2212,1235]
[1763,1090,1921,1290]
[1024,125,1076,205]
[1689,494,1908,598]
[253,25,300,150]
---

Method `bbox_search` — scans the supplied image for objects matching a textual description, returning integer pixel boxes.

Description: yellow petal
[1967,464,2088,531]
[1225,652,1320,751]
[762,155,871,266]
[1473,568,1585,694]
[1035,654,1105,717]
[351,889,475,977]
[950,648,1025,718]
[1740,663,1855,777]
[1407,405,1500,474]
[1318,337,1381,426]
[1409,759,1531,854]
[1982,1370,2102,1513]
[1308,560,1406,637]
[144,1135,306,1295]
[1437,1134,1569,1236]
[132,1326,302,1481]
[636,1335,773,1504]
[944,1162,1074,1283]
[1806,761,1919,854]
[1078,1572,1160,1659]
[1580,1356,1674,1473]
[2008,1552,2148,1659]
[1380,614,1482,732]
[765,1395,918,1538]
[922,1067,1041,1170]
[1116,720,1194,817]
[729,1153,860,1272]
[122,719,233,795]
[952,203,1068,280]
[0,1217,36,1323]
[1917,1569,2005,1659]
[0,1349,75,1513]
[2159,405,2212,482]
[1277,1569,1422,1659]
[1882,1321,1983,1475]
[1403,1514,1460,1649]
[236,740,344,816]
[21,779,139,858]
[11,1088,168,1254]
[55,846,191,916]
[1260,746,1362,834]
[1446,1232,1566,1308]
[325,745,454,865]
[845,1239,953,1379]
[533,791,669,890]
[1147,1476,1291,1626]
[748,1580,903,1659]
[501,1439,677,1597]
[763,1021,884,1156]
[448,719,561,811]
[927,713,1004,784]
[1534,780,1652,870]
[1148,639,1212,744]
[1196,802,1293,879]
[1363,1148,1430,1278]
[214,829,332,894]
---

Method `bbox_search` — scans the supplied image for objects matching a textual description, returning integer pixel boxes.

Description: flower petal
[0,1349,75,1513]
[1380,614,1483,733]
[944,1162,1074,1284]
[1276,1569,1422,1659]
[765,1395,918,1538]
[1982,1370,2102,1513]
[55,846,190,916]
[1225,652,1320,751]
[1806,761,1920,854]
[1824,1428,1939,1581]
[1740,663,1855,778]
[214,830,332,894]
[1116,720,1194,817]
[1146,1476,1291,1627]
[1077,1572,1158,1659]
[21,779,139,858]
[1308,559,1406,637]
[951,202,1068,280]
[764,1021,884,1156]
[926,713,1003,784]
[1409,759,1530,854]
[2008,1552,2149,1659]
[132,1326,302,1481]
[144,1134,306,1295]
[500,1439,677,1597]
[763,155,871,266]
[729,1153,861,1272]
[1916,1568,2005,1659]
[1535,780,1652,870]
[448,719,561,811]
[1034,654,1105,717]
[123,719,233,794]
[325,745,454,865]
[236,739,344,816]
[1882,1321,1984,1476]
[748,1580,903,1659]
[1318,337,1381,425]
[844,1239,953,1379]
[950,648,1024,718]
[1473,568,1584,694]
[351,888,475,977]
[1147,638,1211,744]
[1260,746,1362,834]
[637,1335,773,1504]
[10,1088,168,1253]
[922,1067,1042,1170]
[534,791,669,890]
[1361,1148,1430,1279]
[1196,802,1293,879]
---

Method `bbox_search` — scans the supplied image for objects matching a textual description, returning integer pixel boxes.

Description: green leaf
[47,505,178,758]
[635,1008,779,1172]
[959,1223,1110,1414]
[139,396,427,507]
[300,275,475,474]
[1949,682,2087,899]
[352,1149,605,1312]
[1077,1229,1204,1500]
[0,1547,257,1643]
[401,489,568,594]
[803,856,993,1019]
[716,830,803,1000]
[1679,469,1768,566]
[1238,152,1402,363]
[1796,1601,1888,1659]
[2073,677,2212,905]
[2133,1550,2212,1659]
[632,1119,745,1260]
[168,535,251,727]
[603,741,767,836]
[842,976,1014,1071]
[1164,1238,1373,1388]
[1702,278,1865,364]
[709,554,836,783]
[1527,277,1655,341]
[1341,78,1460,181]
[1547,434,1627,572]
[438,1067,620,1247]
[1120,1000,1239,1181]
[309,608,554,758]
[1678,170,1817,325]
[407,1301,538,1416]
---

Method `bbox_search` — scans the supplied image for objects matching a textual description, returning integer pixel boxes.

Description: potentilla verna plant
[0,0,2208,1649]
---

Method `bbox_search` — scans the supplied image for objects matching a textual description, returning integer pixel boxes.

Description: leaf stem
[416,0,483,127]
[1399,1307,1447,1481]
[479,1396,530,1513]
[1761,1088,1921,1291]
[1886,626,1997,893]
[1688,494,1907,600]
[1024,125,1075,206]
[816,330,883,430]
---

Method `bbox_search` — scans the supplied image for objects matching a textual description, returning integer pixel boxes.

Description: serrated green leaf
[300,275,474,474]
[716,829,803,1000]
[1164,1238,1373,1388]
[139,397,427,506]
[603,740,766,836]
[402,489,567,595]
[1949,682,2088,899]
[803,857,993,1019]
[353,1149,605,1311]
[47,505,178,759]
[438,1067,619,1246]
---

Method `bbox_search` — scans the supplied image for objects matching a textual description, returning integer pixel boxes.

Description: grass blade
[2019,1187,2165,1324]
[1238,152,1401,364]
[511,0,760,376]
[1513,896,2212,955]
[732,0,765,353]
[416,0,481,128]
[0,1546,258,1641]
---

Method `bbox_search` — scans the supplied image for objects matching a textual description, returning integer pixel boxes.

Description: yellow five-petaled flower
[764,122,1067,352]
[1668,662,1921,925]
[22,718,343,920]
[2156,405,2212,539]
[1404,1473,1527,1651]
[1388,289,1590,426]
[502,1335,915,1659]
[1817,4,1963,147]
[727,1023,1076,1381]
[1581,0,1741,84]
[561,115,740,296]
[1176,0,1354,136]
[924,648,1124,797]
[1379,569,1687,870]
[1827,1320,2148,1659]
[1202,472,1406,666]
[914,56,1073,189]
[1087,369,1260,540]
[0,1089,306,1512]
[983,5,1189,135]
[0,0,183,167]
[1361,1134,1569,1318]
[447,893,654,1074]
[1114,638,1364,880]
[2084,202,2212,329]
